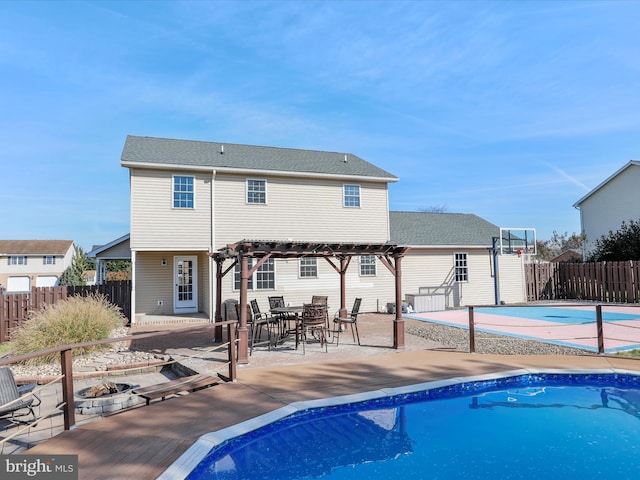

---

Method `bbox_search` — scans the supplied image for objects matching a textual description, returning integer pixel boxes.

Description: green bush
[10,294,125,365]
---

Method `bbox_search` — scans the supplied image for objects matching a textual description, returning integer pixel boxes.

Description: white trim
[172,174,196,210]
[121,161,398,184]
[245,178,267,205]
[87,234,130,258]
[174,256,198,314]
[573,160,640,208]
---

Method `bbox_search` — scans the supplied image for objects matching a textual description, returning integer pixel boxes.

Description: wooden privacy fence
[526,261,640,303]
[0,281,131,343]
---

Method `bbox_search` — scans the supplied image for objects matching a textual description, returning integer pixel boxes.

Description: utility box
[405,294,445,313]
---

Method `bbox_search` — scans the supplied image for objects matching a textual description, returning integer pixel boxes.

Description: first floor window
[299,258,318,278]
[454,252,468,282]
[43,256,55,265]
[360,255,376,276]
[234,258,275,290]
[8,256,26,265]
[173,175,194,209]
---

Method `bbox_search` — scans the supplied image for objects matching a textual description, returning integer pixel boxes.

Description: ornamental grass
[10,294,125,366]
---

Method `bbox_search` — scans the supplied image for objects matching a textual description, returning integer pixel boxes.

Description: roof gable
[574,160,640,208]
[121,135,397,181]
[389,211,499,246]
[0,240,74,256]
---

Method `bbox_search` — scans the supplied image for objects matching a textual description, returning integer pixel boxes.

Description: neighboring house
[120,135,528,322]
[550,249,582,263]
[87,234,131,285]
[574,161,640,258]
[0,240,75,292]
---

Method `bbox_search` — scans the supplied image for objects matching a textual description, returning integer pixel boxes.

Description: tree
[59,246,94,286]
[588,220,640,261]
[418,204,449,213]
[535,231,584,262]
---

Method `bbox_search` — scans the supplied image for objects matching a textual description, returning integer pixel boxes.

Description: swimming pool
[161,370,640,479]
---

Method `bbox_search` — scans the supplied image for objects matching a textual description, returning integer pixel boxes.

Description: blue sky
[2,1,639,251]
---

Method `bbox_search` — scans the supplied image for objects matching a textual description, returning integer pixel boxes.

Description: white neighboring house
[120,135,528,322]
[573,161,640,258]
[0,240,76,292]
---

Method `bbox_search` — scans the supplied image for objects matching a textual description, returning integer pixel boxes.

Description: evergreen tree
[588,220,640,261]
[59,246,94,286]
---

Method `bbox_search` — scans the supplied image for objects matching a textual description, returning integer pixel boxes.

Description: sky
[1,0,639,251]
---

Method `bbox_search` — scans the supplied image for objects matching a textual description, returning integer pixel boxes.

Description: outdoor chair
[333,298,362,346]
[268,296,297,330]
[299,303,328,354]
[0,367,40,424]
[311,295,330,335]
[250,299,279,354]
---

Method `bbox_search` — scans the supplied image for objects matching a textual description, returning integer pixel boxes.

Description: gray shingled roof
[0,240,74,255]
[389,211,499,246]
[121,135,397,180]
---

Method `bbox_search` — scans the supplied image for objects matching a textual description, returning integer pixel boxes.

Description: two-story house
[0,240,75,292]
[573,161,640,257]
[121,135,527,326]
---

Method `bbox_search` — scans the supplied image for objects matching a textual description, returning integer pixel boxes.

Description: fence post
[469,306,476,353]
[596,305,604,354]
[60,348,76,430]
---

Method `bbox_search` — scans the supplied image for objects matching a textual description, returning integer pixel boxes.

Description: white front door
[174,256,198,313]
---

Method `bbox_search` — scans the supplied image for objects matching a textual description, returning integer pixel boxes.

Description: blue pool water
[185,374,640,480]
[474,306,640,324]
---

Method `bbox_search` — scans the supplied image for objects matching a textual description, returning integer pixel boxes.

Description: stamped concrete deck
[23,314,640,479]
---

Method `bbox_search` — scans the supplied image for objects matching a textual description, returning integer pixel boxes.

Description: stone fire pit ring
[74,382,144,415]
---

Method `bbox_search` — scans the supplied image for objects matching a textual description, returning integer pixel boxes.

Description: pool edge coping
[157,367,634,480]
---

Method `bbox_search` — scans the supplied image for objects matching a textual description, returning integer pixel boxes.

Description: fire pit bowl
[75,382,143,414]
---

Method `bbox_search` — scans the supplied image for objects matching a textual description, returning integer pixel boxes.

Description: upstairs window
[9,256,27,265]
[247,179,266,204]
[360,255,376,276]
[454,252,468,282]
[173,175,194,209]
[299,258,318,278]
[43,256,55,265]
[343,184,360,207]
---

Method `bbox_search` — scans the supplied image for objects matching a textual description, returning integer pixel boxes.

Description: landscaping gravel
[406,321,595,356]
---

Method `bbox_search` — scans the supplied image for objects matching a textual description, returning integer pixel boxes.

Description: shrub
[10,294,125,365]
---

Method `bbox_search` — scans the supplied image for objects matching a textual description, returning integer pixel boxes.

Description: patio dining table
[270,305,304,346]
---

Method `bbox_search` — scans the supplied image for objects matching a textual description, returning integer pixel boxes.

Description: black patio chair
[333,298,362,346]
[299,303,328,354]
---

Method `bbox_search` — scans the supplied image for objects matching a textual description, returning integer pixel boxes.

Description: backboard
[499,228,536,255]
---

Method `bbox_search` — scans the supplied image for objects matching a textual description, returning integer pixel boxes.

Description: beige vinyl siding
[361,248,526,309]
[134,251,211,316]
[214,173,390,246]
[100,239,131,259]
[130,169,212,250]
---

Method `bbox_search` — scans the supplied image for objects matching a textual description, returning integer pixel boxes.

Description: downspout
[210,169,216,323]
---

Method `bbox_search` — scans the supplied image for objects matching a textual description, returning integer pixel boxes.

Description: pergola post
[237,254,250,364]
[393,253,405,348]
[339,256,348,318]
